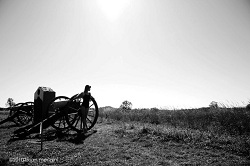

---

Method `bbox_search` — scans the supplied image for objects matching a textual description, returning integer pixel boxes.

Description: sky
[0,0,250,109]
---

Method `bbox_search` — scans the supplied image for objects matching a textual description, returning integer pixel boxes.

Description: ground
[0,111,249,165]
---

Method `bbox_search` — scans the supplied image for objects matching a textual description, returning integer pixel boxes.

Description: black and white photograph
[0,0,250,165]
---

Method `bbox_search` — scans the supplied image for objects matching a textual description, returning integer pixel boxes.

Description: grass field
[0,107,250,165]
[100,106,250,135]
[99,106,250,157]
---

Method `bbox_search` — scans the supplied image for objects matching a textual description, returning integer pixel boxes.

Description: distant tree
[6,98,15,107]
[120,100,132,110]
[209,101,218,108]
[150,107,159,111]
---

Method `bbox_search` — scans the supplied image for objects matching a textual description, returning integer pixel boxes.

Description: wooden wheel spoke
[58,118,63,128]
[87,117,92,123]
[68,106,79,112]
[62,117,66,128]
[68,112,78,115]
[80,116,83,130]
[61,118,65,128]
[88,103,94,108]
[68,115,75,122]
[74,116,80,128]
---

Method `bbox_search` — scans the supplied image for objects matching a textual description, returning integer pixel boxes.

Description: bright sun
[96,0,131,21]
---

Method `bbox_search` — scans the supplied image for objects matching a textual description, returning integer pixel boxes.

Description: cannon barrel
[53,100,68,109]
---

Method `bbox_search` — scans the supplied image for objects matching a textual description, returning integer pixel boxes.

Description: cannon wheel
[17,102,34,125]
[47,96,71,130]
[8,103,23,125]
[65,94,99,133]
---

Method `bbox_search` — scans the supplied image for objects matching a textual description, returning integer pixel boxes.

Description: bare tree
[6,98,15,107]
[209,101,218,108]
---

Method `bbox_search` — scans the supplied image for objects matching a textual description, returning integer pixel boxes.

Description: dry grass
[1,107,250,165]
[99,106,250,158]
[99,107,250,135]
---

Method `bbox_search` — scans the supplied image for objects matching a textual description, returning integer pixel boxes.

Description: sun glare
[97,0,131,21]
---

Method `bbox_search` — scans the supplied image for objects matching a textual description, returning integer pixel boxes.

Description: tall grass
[99,106,250,157]
[99,107,250,135]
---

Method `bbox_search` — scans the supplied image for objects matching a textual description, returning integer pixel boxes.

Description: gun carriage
[0,102,34,126]
[1,85,99,138]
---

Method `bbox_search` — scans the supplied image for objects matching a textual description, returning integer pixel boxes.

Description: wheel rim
[66,95,98,132]
[47,96,70,130]
[17,102,34,125]
[87,97,99,129]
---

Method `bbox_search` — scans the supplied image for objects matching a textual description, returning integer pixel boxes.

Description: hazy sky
[1,0,250,108]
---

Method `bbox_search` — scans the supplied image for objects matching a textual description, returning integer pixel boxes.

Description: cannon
[0,102,34,126]
[13,85,99,138]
